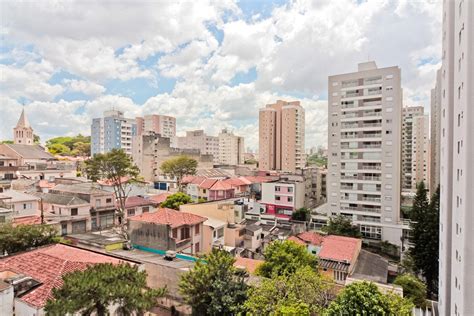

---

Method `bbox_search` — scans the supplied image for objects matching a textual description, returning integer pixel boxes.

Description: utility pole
[40,198,44,224]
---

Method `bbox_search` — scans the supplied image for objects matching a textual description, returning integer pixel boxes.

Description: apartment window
[385,86,393,91]
[276,196,281,201]
[386,97,393,101]
[181,227,190,239]
[275,186,281,192]
[386,119,392,124]
[288,187,293,193]
[386,108,393,113]
[127,209,135,216]
[195,243,200,253]
[172,228,178,239]
[332,82,339,86]
[384,196,392,201]
[385,184,393,189]
[288,197,293,202]
[195,224,200,235]
[142,206,149,213]
[71,208,78,216]
[385,75,393,79]
[386,130,392,135]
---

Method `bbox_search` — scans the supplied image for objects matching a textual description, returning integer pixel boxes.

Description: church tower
[13,109,34,145]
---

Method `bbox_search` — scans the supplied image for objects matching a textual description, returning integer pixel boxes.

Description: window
[195,242,200,253]
[106,198,112,203]
[288,187,293,193]
[386,75,393,79]
[275,186,281,192]
[217,228,224,238]
[181,227,190,239]
[71,208,78,216]
[195,224,200,235]
[276,196,281,201]
[172,228,178,239]
[288,197,293,202]
[142,206,149,213]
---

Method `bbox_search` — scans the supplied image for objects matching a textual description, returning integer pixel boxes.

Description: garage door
[72,220,86,234]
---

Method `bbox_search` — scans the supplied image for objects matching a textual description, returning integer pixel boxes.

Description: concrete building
[13,109,34,145]
[172,130,219,162]
[136,114,176,139]
[91,110,137,156]
[260,179,305,217]
[327,61,405,246]
[430,68,442,192]
[401,106,430,192]
[259,100,305,173]
[438,0,474,315]
[218,129,244,165]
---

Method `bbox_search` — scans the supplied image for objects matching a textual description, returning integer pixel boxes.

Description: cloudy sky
[0,0,441,150]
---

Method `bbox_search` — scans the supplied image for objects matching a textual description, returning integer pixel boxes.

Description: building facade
[91,110,137,156]
[439,0,474,315]
[13,109,34,145]
[327,61,405,246]
[172,130,219,162]
[401,106,430,192]
[218,129,244,165]
[136,114,176,139]
[430,68,442,193]
[259,100,305,173]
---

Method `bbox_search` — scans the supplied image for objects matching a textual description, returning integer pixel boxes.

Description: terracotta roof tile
[0,244,130,308]
[199,179,217,189]
[124,196,158,208]
[149,193,171,204]
[287,236,306,246]
[234,257,264,274]
[319,235,361,263]
[209,180,233,191]
[297,231,324,246]
[128,208,206,228]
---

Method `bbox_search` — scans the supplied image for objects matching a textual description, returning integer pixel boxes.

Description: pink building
[208,180,235,201]
[259,180,305,217]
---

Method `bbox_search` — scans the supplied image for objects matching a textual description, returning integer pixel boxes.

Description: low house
[124,196,159,218]
[202,217,226,253]
[260,180,305,218]
[129,208,206,255]
[208,180,235,201]
[50,183,116,231]
[0,190,39,218]
[244,224,264,253]
[0,244,139,316]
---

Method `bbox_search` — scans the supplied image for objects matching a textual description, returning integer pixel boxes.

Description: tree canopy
[0,223,58,255]
[394,274,427,308]
[160,155,198,191]
[322,215,362,238]
[84,149,140,238]
[179,248,248,315]
[325,281,414,316]
[245,266,334,315]
[46,134,91,156]
[161,192,193,210]
[45,263,165,316]
[256,240,317,278]
[291,207,311,221]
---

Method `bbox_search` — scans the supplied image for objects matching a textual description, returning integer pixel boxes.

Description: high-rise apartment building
[91,110,137,156]
[439,0,473,315]
[135,114,176,138]
[327,61,405,246]
[259,100,305,173]
[13,109,34,145]
[172,130,219,162]
[218,129,244,165]
[401,106,430,192]
[430,69,442,193]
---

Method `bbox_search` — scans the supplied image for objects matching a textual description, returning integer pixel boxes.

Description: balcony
[360,197,381,202]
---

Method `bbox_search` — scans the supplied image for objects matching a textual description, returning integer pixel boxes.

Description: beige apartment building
[218,129,244,165]
[136,114,176,138]
[430,69,442,192]
[401,106,430,192]
[172,130,219,162]
[327,61,405,246]
[438,0,473,315]
[258,100,305,173]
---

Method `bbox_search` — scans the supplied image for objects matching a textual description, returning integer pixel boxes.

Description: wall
[0,285,13,316]
[129,221,173,251]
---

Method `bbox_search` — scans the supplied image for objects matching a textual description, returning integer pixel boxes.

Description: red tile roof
[128,208,206,228]
[224,178,247,187]
[210,180,233,191]
[0,244,131,308]
[287,236,306,246]
[234,257,264,274]
[97,176,130,186]
[181,176,196,184]
[12,215,43,226]
[38,180,56,189]
[124,196,158,208]
[149,193,171,204]
[297,231,324,246]
[319,235,362,263]
[199,179,218,189]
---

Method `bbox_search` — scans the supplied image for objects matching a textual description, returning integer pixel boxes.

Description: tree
[0,140,13,144]
[245,266,334,315]
[84,149,140,239]
[161,192,193,210]
[45,263,165,316]
[256,240,317,278]
[71,141,91,157]
[179,248,248,315]
[47,143,71,156]
[0,224,58,255]
[291,207,310,221]
[33,134,40,144]
[322,215,362,238]
[394,274,427,308]
[324,281,414,316]
[409,182,439,296]
[46,134,91,157]
[160,155,198,192]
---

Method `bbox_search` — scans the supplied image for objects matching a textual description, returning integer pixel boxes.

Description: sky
[0,0,441,151]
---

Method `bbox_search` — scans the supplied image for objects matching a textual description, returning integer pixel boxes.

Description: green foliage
[410,183,439,296]
[256,240,317,278]
[244,159,258,165]
[394,274,427,308]
[307,154,327,167]
[33,134,40,144]
[46,134,91,156]
[0,224,58,255]
[325,281,414,316]
[291,207,310,221]
[197,197,207,203]
[161,192,193,210]
[84,149,140,238]
[179,248,248,315]
[322,215,362,238]
[160,155,198,191]
[245,266,333,315]
[0,140,14,144]
[45,263,165,316]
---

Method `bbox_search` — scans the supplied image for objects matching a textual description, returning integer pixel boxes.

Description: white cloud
[63,79,106,97]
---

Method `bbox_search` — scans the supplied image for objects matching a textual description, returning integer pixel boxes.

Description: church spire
[13,108,34,145]
[16,108,31,128]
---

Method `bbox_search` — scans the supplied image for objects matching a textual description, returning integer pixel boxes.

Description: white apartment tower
[430,69,442,192]
[327,61,405,246]
[218,129,244,165]
[401,106,430,192]
[439,0,473,315]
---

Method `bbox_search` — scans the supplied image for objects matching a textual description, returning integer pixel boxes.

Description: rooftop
[33,192,89,206]
[124,196,159,208]
[0,190,40,203]
[351,249,388,284]
[51,183,111,195]
[234,257,264,274]
[209,180,233,191]
[319,235,361,263]
[1,144,54,160]
[0,244,135,308]
[204,217,226,228]
[296,231,324,246]
[148,192,171,204]
[199,178,218,189]
[128,208,206,228]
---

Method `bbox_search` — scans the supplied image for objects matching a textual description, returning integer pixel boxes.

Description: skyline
[0,0,441,150]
